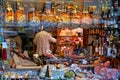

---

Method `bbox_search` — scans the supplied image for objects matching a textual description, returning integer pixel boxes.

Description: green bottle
[45,65,50,79]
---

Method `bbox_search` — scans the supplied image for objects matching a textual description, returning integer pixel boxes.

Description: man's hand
[44,53,57,59]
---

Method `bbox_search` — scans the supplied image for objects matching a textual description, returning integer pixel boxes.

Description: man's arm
[49,35,56,43]
[33,34,37,45]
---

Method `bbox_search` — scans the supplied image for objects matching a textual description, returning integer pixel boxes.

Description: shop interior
[0,0,120,79]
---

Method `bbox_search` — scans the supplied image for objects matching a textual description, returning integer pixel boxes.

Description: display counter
[0,48,120,80]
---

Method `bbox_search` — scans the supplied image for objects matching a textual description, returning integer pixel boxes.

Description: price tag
[2,42,7,48]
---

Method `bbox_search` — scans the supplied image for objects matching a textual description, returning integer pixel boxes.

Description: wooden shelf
[6,0,84,5]
[58,36,79,37]
[87,33,100,35]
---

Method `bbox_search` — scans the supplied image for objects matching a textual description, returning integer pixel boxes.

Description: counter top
[78,64,95,68]
[16,65,42,69]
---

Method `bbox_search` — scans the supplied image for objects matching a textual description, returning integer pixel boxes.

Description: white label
[107,47,111,56]
[99,47,102,55]
[95,47,98,53]
[2,42,7,48]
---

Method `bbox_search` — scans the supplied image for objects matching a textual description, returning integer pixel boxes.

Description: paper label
[2,42,7,48]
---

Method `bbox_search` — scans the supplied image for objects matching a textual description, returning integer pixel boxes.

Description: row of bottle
[0,1,83,27]
[100,0,120,58]
[105,30,119,44]
[100,15,119,29]
[94,40,119,58]
[94,43,104,56]
[100,0,120,29]
[82,0,120,16]
[100,0,119,27]
[103,43,118,58]
[101,0,120,29]
[111,0,120,11]
[0,2,40,26]
[101,0,120,12]
[92,29,120,58]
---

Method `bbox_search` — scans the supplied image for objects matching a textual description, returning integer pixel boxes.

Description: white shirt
[33,31,56,55]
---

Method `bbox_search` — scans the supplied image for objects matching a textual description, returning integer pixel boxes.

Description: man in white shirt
[33,26,56,56]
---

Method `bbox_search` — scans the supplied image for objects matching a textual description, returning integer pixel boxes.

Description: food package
[71,13,82,24]
[58,12,70,23]
[28,10,40,26]
[5,7,14,23]
[41,11,57,22]
[81,14,92,25]
[15,10,26,26]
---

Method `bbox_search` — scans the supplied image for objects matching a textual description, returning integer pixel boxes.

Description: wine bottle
[2,47,7,60]
[99,44,102,55]
[112,0,118,11]
[111,44,117,58]
[2,40,7,60]
[107,43,112,57]
[45,65,50,78]
[110,31,113,46]
[95,43,99,56]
